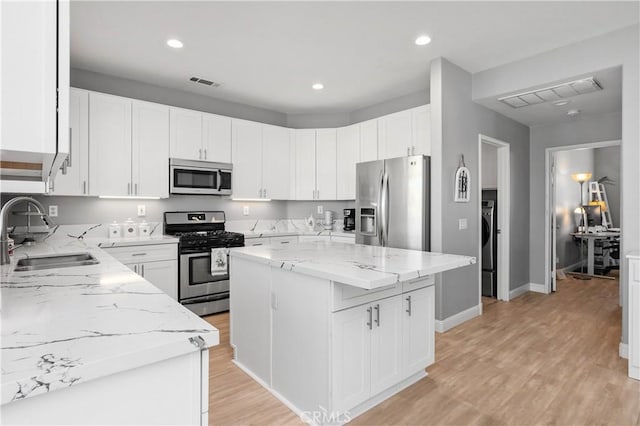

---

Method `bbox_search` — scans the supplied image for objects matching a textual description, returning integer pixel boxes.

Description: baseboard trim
[435,304,481,333]
[528,282,547,294]
[619,342,629,359]
[509,283,530,300]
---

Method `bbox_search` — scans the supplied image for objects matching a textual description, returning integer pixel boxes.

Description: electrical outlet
[458,218,467,230]
[243,206,250,216]
[48,205,58,217]
[317,205,324,214]
[137,205,146,217]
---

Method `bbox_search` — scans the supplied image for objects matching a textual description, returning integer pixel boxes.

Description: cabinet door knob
[366,306,372,330]
[406,295,412,316]
[374,304,380,326]
[199,148,202,159]
[204,149,207,160]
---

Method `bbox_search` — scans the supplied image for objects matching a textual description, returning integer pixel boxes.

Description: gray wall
[286,112,352,129]
[430,58,530,321]
[481,143,497,189]
[529,112,622,283]
[350,89,430,124]
[473,24,638,344]
[554,148,595,269]
[594,146,621,228]
[71,68,288,126]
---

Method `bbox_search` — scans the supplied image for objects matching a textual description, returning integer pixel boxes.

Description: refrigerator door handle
[381,172,389,246]
[377,171,384,245]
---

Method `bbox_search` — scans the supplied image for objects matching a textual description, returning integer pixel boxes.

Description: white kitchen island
[230,241,475,423]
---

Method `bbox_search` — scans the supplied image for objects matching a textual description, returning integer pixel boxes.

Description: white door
[359,119,378,163]
[202,113,231,163]
[141,260,178,300]
[412,105,431,156]
[294,129,317,200]
[89,92,132,196]
[336,125,359,200]
[370,295,403,395]
[331,304,371,412]
[262,125,292,200]
[53,88,89,196]
[132,100,169,198]
[378,109,412,160]
[169,107,202,161]
[315,129,337,200]
[402,286,435,376]
[231,119,263,199]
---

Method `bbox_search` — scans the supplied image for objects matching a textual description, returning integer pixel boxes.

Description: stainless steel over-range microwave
[169,158,232,195]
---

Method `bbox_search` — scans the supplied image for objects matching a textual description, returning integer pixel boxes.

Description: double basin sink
[14,253,99,272]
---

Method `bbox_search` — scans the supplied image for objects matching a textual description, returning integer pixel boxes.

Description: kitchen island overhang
[229,241,475,423]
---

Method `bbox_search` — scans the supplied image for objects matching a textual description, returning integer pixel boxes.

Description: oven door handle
[181,292,230,305]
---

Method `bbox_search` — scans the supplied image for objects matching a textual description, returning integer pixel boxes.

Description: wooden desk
[570,231,620,275]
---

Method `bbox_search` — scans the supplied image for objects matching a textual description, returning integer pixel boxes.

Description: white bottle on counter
[138,221,151,238]
[108,221,122,239]
[123,218,137,238]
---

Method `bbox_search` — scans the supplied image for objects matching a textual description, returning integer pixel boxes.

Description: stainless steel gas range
[164,211,244,316]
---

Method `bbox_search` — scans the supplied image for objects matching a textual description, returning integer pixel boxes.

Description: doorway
[545,139,622,293]
[478,135,510,304]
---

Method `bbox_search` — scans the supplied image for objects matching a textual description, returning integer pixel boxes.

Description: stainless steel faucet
[0,197,52,265]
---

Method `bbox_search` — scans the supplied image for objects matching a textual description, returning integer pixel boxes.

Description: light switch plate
[137,205,146,217]
[317,205,324,214]
[243,206,250,216]
[48,205,58,217]
[458,218,468,230]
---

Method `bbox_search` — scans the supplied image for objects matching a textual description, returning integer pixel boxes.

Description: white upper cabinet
[52,88,89,196]
[1,0,69,188]
[294,129,317,200]
[232,119,263,199]
[89,92,132,197]
[377,106,431,159]
[378,109,413,159]
[336,125,359,200]
[316,129,337,201]
[202,113,232,163]
[359,119,378,163]
[412,105,431,156]
[132,100,170,198]
[262,125,292,200]
[169,107,202,161]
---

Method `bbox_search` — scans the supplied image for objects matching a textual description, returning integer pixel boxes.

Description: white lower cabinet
[629,256,640,380]
[103,243,178,300]
[402,286,435,375]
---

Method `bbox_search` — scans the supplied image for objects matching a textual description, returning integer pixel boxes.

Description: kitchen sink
[14,252,99,272]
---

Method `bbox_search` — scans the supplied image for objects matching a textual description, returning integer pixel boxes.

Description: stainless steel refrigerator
[356,155,430,250]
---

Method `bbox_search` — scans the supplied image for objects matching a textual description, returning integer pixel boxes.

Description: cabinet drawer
[245,237,270,247]
[331,281,401,312]
[299,235,330,243]
[103,243,177,264]
[331,236,355,244]
[270,236,298,245]
[402,275,435,293]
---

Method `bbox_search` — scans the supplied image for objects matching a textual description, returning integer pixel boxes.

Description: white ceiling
[476,66,623,126]
[71,1,639,115]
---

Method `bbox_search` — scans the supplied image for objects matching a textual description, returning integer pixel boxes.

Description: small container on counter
[138,221,151,238]
[108,222,122,239]
[123,218,137,238]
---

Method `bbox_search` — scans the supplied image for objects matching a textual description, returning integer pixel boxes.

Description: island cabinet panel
[1,350,206,425]
[271,269,331,412]
[402,286,435,375]
[229,257,272,385]
[331,303,372,412]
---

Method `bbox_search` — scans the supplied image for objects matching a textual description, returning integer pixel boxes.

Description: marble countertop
[242,229,355,239]
[1,236,218,405]
[230,241,475,290]
[627,251,640,260]
[88,235,179,248]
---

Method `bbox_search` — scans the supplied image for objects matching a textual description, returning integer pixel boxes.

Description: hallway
[205,273,639,425]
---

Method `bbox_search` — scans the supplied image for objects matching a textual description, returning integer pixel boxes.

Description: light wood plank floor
[204,273,640,425]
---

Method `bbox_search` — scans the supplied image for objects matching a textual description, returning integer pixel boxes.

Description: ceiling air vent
[189,76,221,88]
[498,77,602,108]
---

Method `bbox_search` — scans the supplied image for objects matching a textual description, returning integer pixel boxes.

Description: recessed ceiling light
[415,35,432,46]
[552,100,570,107]
[567,109,581,116]
[312,83,324,90]
[167,39,183,49]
